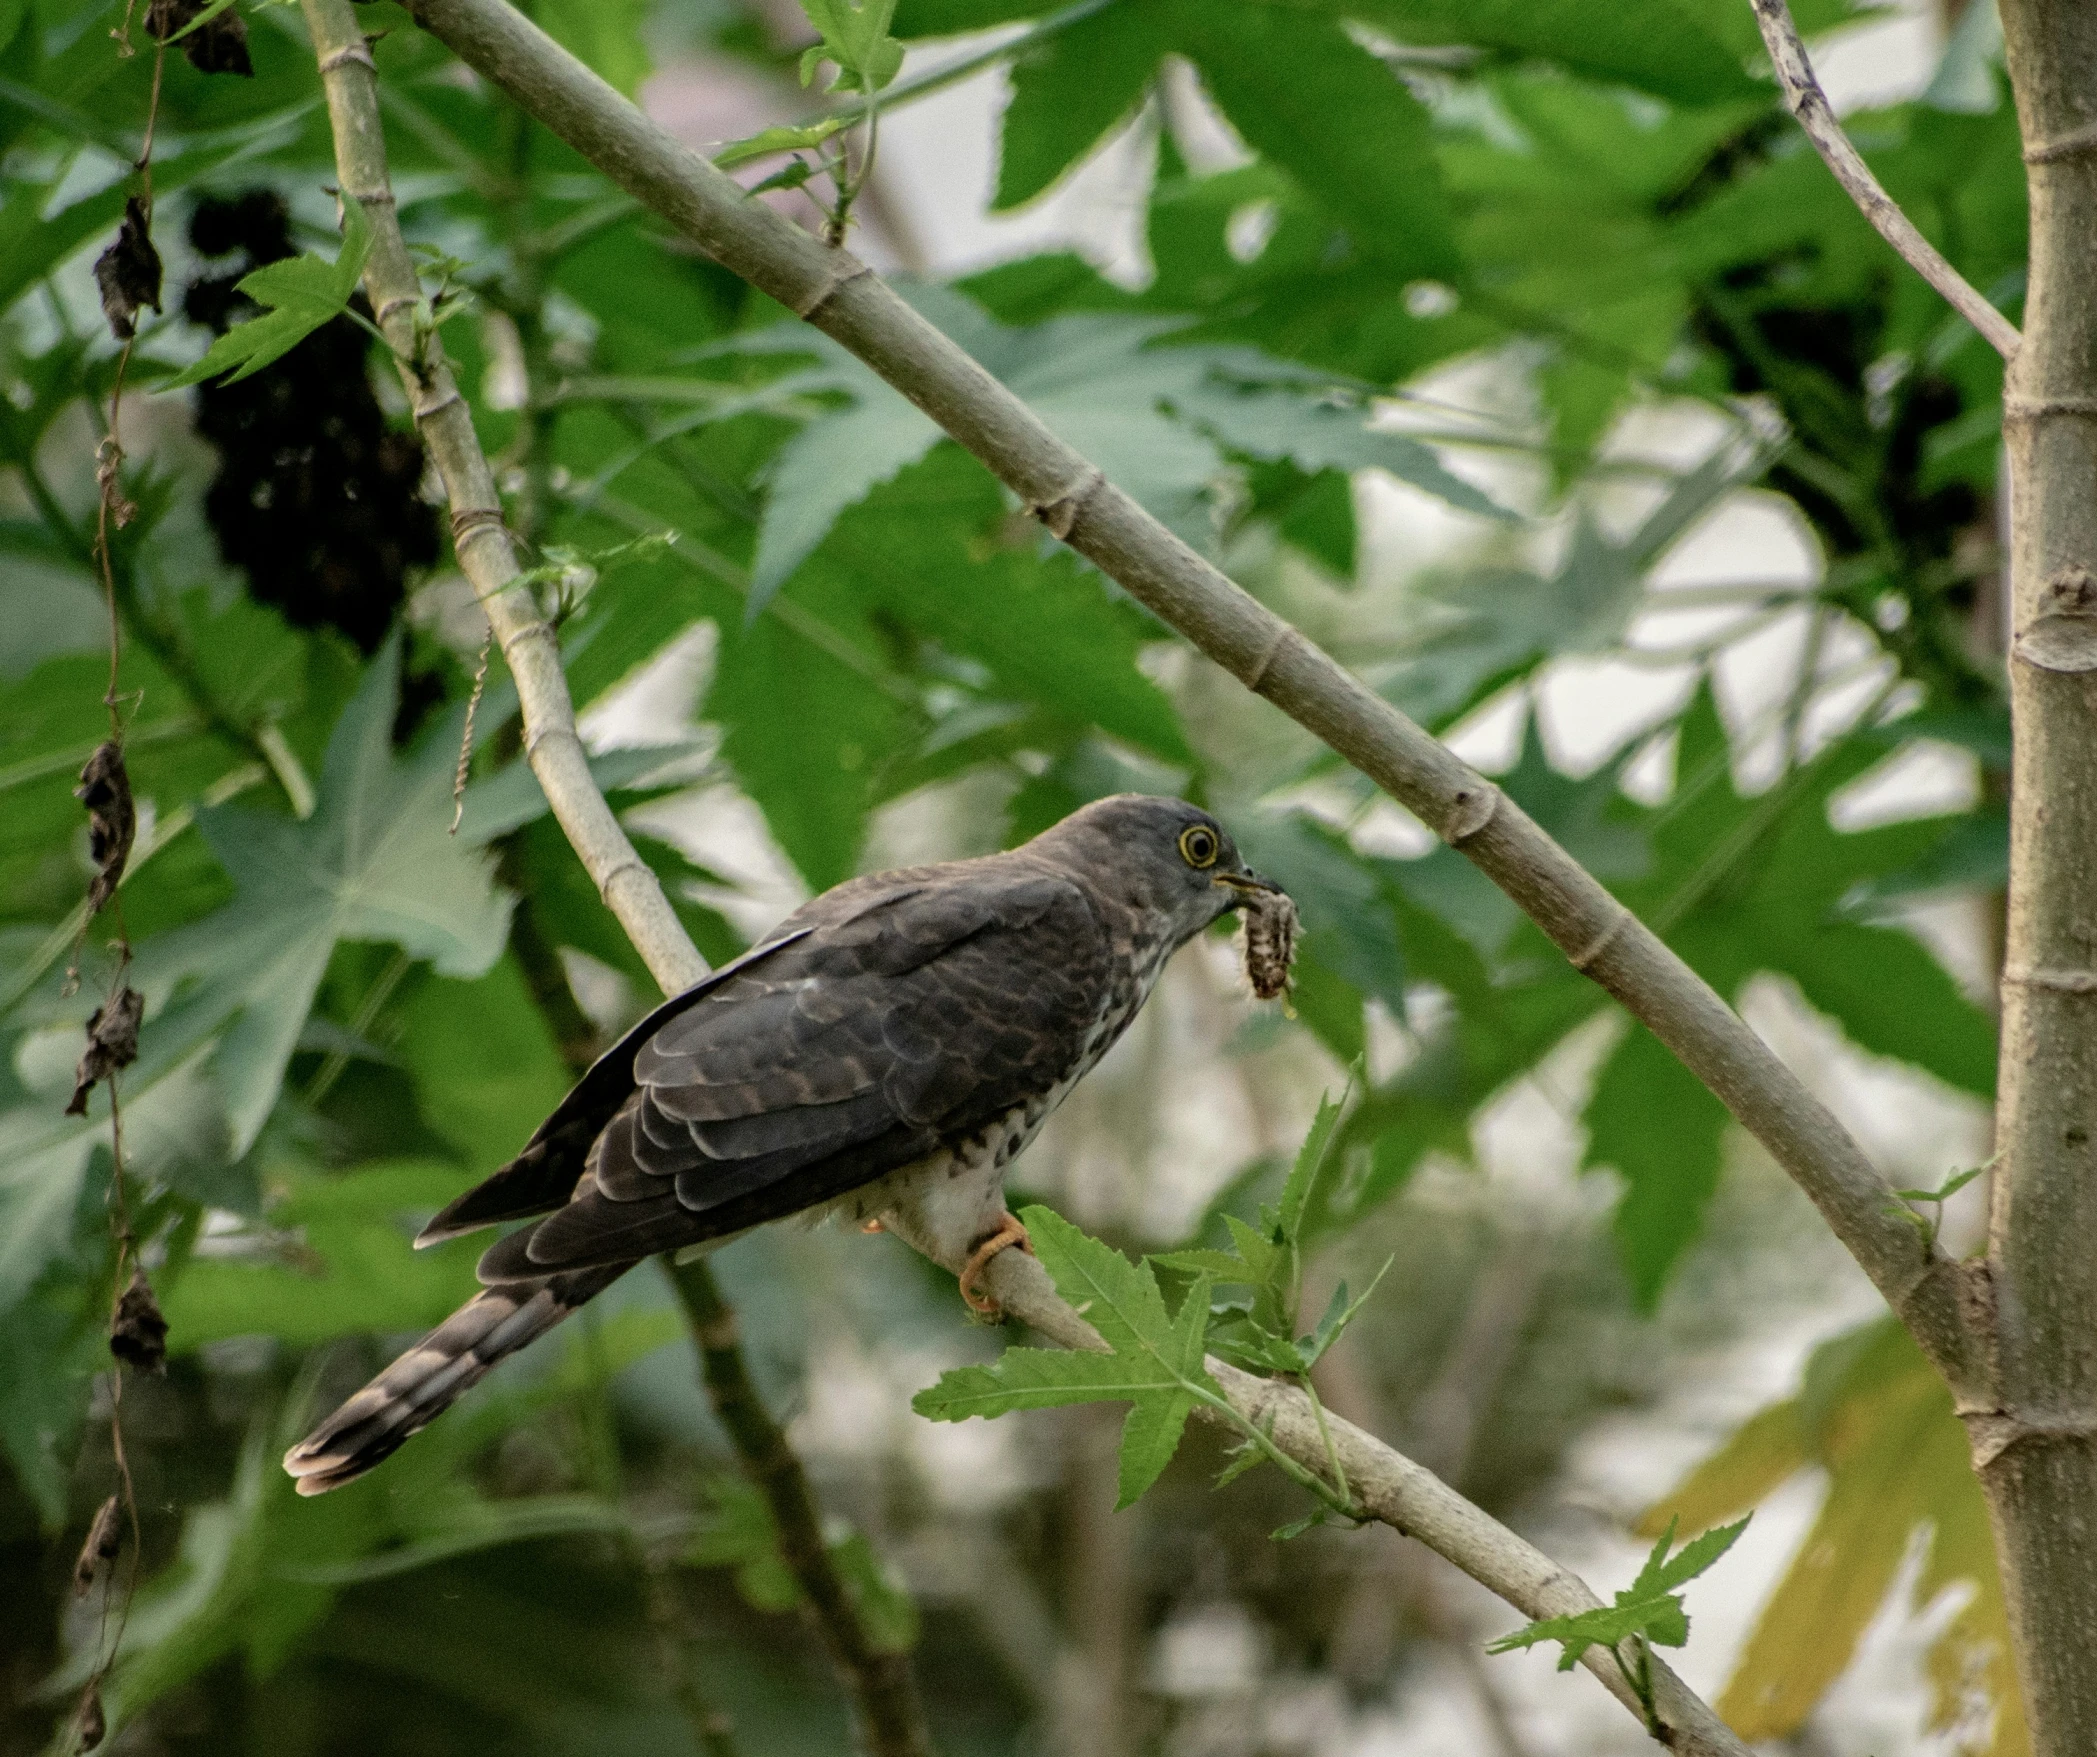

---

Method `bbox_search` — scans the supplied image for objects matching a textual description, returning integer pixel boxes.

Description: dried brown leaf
[72,1495,123,1596]
[146,0,253,74]
[75,742,135,916]
[93,199,162,343]
[66,986,143,1118]
[76,1685,107,1752]
[110,1268,168,1374]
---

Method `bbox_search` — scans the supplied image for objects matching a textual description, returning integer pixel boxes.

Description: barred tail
[282,1263,633,1495]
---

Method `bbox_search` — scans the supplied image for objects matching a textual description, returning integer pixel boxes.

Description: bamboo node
[2003,965,2097,995]
[791,257,872,323]
[1957,1405,2097,1473]
[1570,908,1632,973]
[1028,470,1106,542]
[1444,784,1501,845]
[317,41,375,73]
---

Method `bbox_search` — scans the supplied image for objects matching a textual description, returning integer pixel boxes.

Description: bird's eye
[1178,825,1220,869]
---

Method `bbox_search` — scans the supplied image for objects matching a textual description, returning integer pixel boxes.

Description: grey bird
[284,794,1284,1494]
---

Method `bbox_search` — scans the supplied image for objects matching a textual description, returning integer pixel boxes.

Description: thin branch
[300,0,706,997]
[668,1259,934,1757]
[394,0,1979,1398]
[880,1213,1753,1757]
[1747,0,2021,361]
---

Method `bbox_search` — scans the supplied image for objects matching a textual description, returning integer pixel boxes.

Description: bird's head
[1027,794,1282,943]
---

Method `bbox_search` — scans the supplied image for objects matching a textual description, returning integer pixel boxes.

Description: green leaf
[159,1162,485,1350]
[129,642,513,1152]
[1645,1320,2021,1748]
[914,1207,1216,1507]
[161,205,372,390]
[995,1,1165,209]
[1584,1020,1730,1309]
[397,957,573,1175]
[1343,0,1760,106]
[798,0,904,93]
[1170,5,1459,282]
[1487,1515,1747,1671]
[536,0,653,94]
[714,116,850,170]
[726,289,1505,605]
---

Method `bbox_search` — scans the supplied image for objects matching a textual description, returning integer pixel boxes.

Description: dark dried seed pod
[75,742,135,916]
[67,986,144,1118]
[73,1495,123,1596]
[76,1684,107,1752]
[1237,891,1299,1002]
[110,1268,168,1374]
[93,199,161,343]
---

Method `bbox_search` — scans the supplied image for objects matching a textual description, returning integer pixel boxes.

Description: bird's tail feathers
[281,1262,631,1494]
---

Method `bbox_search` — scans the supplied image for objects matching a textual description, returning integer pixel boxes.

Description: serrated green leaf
[1585,1021,1729,1310]
[128,641,512,1152]
[798,0,903,93]
[1170,5,1458,282]
[995,2,1165,209]
[162,205,371,390]
[715,116,849,170]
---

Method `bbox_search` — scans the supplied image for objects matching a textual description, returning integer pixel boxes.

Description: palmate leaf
[913,1206,1215,1507]
[161,205,371,390]
[1644,1319,2025,1754]
[798,0,904,93]
[129,639,512,1153]
[718,287,1510,607]
[1488,1515,1748,1672]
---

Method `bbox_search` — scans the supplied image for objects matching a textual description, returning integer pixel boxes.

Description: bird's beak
[1212,868,1283,899]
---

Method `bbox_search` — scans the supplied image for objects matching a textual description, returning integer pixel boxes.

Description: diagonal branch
[1747,0,2022,361]
[393,0,1978,1398]
[302,0,704,997]
[881,1212,1753,1757]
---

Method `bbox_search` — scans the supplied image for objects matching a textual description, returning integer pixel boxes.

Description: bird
[283,794,1285,1494]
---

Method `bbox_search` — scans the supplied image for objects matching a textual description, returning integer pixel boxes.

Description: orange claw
[860,1216,885,1233]
[959,1211,1034,1318]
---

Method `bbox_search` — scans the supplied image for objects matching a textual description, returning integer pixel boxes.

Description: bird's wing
[471,865,1112,1280]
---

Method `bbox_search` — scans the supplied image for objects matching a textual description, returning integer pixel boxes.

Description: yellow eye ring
[1178,825,1220,869]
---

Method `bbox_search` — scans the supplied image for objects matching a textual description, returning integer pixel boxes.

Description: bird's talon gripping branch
[959,1212,1034,1317]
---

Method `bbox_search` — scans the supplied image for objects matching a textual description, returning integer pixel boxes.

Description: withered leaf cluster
[110,1269,169,1374]
[92,198,161,344]
[72,1495,123,1597]
[146,0,253,76]
[67,986,143,1118]
[75,742,135,917]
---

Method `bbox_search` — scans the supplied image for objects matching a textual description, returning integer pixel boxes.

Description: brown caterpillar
[1237,890,1299,1001]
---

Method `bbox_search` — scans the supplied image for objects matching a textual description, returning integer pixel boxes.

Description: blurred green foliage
[0,0,2023,1748]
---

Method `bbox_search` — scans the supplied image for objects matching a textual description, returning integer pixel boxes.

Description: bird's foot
[959,1212,1033,1319]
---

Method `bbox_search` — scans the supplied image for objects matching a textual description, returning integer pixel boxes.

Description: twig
[668,1259,933,1757]
[1746,0,2021,361]
[390,0,1980,1399]
[299,0,706,997]
[892,1223,1752,1757]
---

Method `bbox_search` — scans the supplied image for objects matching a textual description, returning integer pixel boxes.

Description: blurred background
[0,0,2018,1750]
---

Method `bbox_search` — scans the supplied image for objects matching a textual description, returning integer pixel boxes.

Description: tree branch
[302,0,705,997]
[882,1215,1753,1757]
[1747,0,2022,361]
[392,0,1977,1397]
[668,1259,933,1757]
